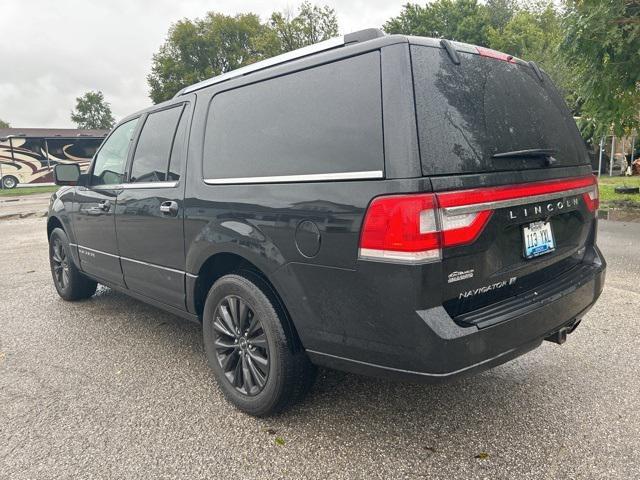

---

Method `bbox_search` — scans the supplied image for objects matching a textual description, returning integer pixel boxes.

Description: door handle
[160,200,179,216]
[87,200,111,215]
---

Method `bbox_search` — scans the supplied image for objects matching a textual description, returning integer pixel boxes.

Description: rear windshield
[411,45,589,175]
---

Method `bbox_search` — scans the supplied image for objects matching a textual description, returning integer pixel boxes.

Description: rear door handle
[160,200,179,216]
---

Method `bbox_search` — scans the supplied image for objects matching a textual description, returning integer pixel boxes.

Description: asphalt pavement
[1,217,639,479]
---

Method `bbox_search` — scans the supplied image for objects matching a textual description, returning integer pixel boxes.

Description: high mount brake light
[358,175,598,264]
[476,46,515,63]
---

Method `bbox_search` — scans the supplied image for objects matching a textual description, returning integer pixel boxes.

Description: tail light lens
[583,181,599,212]
[359,175,598,264]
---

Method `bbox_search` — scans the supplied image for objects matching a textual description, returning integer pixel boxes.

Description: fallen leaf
[275,436,285,446]
[423,446,436,453]
[475,452,489,460]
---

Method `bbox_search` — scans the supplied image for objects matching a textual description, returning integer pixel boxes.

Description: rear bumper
[306,246,606,382]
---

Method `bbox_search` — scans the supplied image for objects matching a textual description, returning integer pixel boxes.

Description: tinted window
[130,105,183,183]
[168,106,188,181]
[92,118,138,185]
[203,52,383,180]
[411,45,588,175]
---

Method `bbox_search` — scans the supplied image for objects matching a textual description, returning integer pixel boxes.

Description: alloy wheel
[51,238,70,289]
[212,295,270,396]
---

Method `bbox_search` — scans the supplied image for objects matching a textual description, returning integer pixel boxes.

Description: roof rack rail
[175,28,385,97]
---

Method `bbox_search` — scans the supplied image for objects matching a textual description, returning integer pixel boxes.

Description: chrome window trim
[180,36,345,95]
[204,170,383,185]
[441,186,593,216]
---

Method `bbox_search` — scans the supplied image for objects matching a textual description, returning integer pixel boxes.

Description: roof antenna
[440,39,460,65]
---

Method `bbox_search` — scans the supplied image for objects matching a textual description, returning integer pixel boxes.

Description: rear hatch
[410,42,598,325]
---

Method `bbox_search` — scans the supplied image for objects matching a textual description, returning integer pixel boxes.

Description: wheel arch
[47,215,64,239]
[190,252,304,352]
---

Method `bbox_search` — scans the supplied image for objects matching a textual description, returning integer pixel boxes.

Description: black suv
[48,29,606,416]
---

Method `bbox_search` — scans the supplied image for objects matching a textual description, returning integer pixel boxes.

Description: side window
[203,52,383,180]
[129,105,184,183]
[168,107,189,181]
[92,118,139,186]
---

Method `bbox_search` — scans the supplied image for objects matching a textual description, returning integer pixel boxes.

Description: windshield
[411,45,589,175]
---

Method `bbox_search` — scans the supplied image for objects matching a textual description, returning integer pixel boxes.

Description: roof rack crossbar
[176,28,385,97]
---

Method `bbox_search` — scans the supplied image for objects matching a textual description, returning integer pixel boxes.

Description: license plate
[523,220,555,259]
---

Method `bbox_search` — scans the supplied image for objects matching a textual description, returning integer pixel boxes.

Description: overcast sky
[0,0,407,128]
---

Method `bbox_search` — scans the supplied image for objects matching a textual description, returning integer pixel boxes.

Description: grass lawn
[598,176,640,210]
[0,185,58,197]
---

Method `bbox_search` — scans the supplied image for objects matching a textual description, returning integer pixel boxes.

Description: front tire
[203,272,316,416]
[49,227,97,301]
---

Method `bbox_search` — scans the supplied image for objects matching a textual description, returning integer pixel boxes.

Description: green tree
[269,1,339,52]
[147,4,339,103]
[383,0,491,46]
[148,13,272,104]
[0,119,9,128]
[70,91,115,130]
[561,0,640,137]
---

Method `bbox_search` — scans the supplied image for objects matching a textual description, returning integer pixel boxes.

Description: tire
[1,175,18,189]
[203,272,316,416]
[49,227,97,301]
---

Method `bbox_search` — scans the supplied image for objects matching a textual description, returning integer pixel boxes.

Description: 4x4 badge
[448,269,474,283]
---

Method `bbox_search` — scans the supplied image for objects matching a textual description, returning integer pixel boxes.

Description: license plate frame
[522,220,556,259]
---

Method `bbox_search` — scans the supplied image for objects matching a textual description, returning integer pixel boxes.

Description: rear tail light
[359,175,598,264]
[583,181,599,212]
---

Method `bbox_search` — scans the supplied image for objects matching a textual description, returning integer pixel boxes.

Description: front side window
[92,118,139,185]
[129,105,184,183]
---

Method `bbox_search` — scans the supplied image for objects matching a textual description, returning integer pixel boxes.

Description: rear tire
[203,272,316,416]
[49,228,97,301]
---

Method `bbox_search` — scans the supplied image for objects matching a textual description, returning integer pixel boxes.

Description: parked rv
[0,129,106,189]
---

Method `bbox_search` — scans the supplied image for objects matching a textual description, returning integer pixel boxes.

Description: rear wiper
[492,148,557,159]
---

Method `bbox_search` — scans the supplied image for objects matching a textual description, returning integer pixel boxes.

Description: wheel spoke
[228,297,239,330]
[220,349,238,372]
[246,356,266,388]
[233,355,243,387]
[214,337,237,350]
[237,300,248,333]
[248,349,268,371]
[241,354,254,393]
[249,333,267,349]
[246,314,260,336]
[62,270,69,287]
[219,305,237,335]
[213,317,235,338]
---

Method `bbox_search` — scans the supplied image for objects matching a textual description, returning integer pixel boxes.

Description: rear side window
[203,52,383,181]
[411,45,588,175]
[130,105,184,183]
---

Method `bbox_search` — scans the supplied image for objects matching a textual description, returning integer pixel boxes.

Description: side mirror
[53,164,81,186]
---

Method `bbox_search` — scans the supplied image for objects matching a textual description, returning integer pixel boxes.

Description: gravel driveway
[1,217,639,479]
